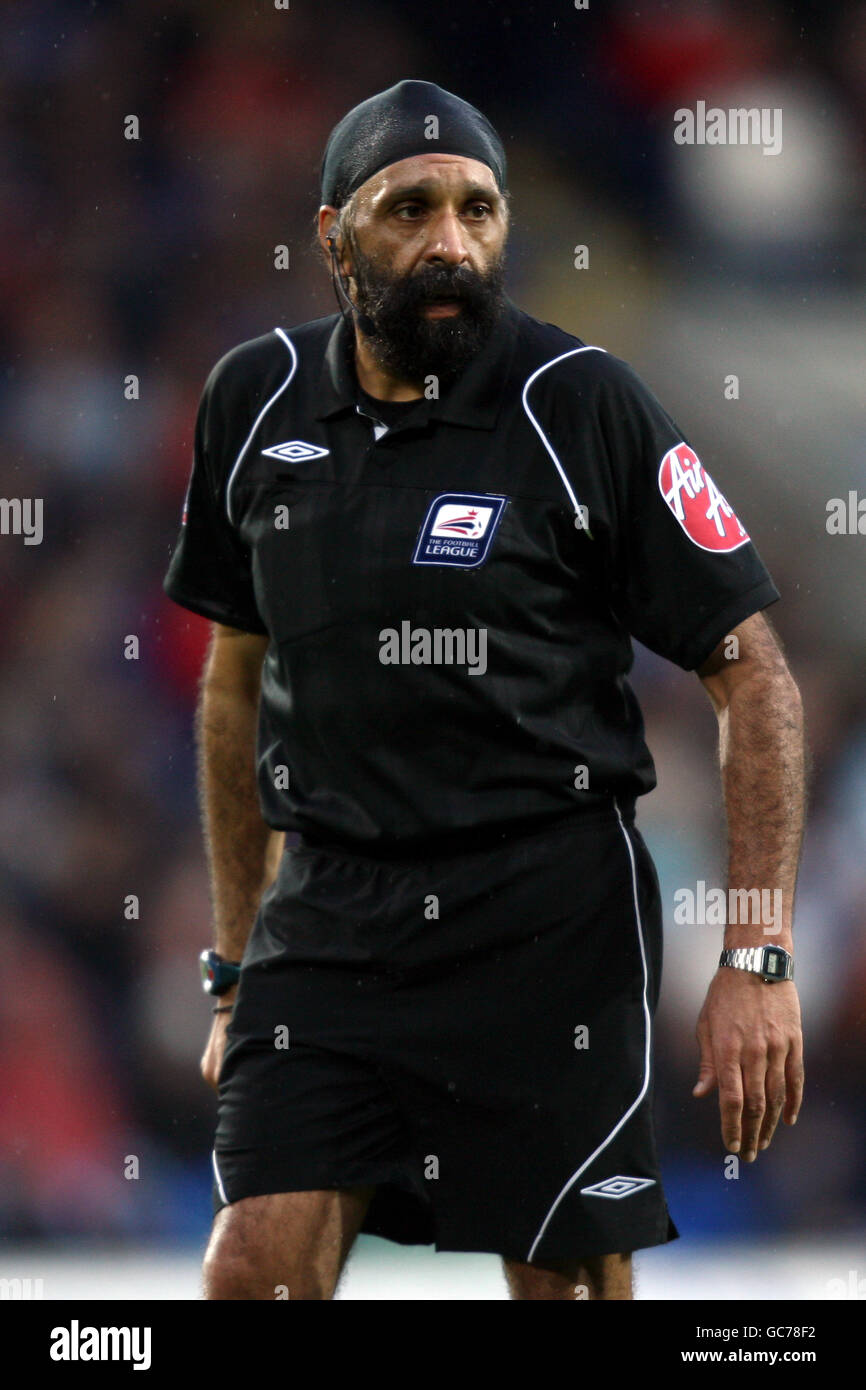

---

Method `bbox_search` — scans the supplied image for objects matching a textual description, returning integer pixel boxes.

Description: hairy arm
[196,622,284,1086]
[692,611,806,1158]
[699,611,806,949]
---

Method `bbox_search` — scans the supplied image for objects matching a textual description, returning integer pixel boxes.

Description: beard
[349,247,506,384]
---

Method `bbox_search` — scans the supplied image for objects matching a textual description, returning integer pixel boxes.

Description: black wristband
[212,1003,234,1014]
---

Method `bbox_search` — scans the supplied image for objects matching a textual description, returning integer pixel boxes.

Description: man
[164,80,805,1301]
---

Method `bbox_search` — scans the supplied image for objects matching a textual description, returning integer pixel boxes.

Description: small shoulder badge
[658,443,749,552]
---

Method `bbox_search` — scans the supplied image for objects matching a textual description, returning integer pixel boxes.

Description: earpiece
[326,218,376,337]
[326,220,342,254]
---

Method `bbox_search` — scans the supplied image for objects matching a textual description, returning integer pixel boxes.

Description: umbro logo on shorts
[580,1176,657,1199]
[261,440,330,462]
[413,491,507,568]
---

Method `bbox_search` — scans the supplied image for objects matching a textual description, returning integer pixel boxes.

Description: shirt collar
[314,295,519,431]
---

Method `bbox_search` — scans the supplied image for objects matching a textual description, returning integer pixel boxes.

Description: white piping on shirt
[520,345,606,522]
[225,327,298,524]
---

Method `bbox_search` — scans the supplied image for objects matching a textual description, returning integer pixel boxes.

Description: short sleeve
[599,358,780,670]
[163,362,268,635]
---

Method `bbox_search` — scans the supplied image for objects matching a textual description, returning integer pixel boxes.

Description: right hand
[201,990,236,1091]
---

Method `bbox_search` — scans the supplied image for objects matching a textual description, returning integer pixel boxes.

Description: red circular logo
[658,443,749,552]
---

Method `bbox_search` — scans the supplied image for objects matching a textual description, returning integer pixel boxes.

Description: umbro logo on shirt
[413,492,508,568]
[580,1176,657,1199]
[261,440,330,463]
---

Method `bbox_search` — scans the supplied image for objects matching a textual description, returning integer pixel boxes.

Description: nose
[421,208,470,267]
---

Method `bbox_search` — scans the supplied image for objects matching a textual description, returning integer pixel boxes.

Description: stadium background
[1,0,864,1298]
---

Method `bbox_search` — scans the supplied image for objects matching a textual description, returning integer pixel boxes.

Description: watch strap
[719,946,793,981]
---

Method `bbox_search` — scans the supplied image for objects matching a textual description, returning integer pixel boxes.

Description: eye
[394,203,426,220]
[466,203,492,218]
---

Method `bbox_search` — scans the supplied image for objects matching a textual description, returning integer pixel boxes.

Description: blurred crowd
[1,0,864,1245]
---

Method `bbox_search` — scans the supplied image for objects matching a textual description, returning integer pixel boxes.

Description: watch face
[200,949,216,992]
[762,947,791,979]
[199,949,240,995]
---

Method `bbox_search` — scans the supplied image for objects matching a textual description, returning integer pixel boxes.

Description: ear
[318,206,351,274]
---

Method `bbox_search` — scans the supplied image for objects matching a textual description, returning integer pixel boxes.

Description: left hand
[693,967,804,1161]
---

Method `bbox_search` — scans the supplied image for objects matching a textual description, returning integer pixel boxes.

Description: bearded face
[347,244,507,384]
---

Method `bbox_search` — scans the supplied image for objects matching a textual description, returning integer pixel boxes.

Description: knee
[202,1216,331,1301]
[503,1258,582,1300]
[503,1252,631,1301]
[203,1245,262,1301]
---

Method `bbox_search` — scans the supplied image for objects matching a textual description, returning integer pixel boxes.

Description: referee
[164,81,805,1300]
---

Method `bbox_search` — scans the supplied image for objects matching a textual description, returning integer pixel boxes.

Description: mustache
[356,256,501,314]
[403,265,488,302]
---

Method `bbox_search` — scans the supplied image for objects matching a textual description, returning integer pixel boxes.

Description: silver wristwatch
[719,945,794,982]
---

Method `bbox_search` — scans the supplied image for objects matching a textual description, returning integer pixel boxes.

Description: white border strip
[520,346,606,519]
[211,1148,229,1205]
[526,798,652,1263]
[225,327,298,524]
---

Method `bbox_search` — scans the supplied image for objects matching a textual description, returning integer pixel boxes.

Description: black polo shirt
[163,297,780,854]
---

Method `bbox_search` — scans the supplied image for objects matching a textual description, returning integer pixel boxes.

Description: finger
[758,1050,787,1150]
[693,1019,717,1096]
[739,1052,767,1161]
[718,1061,744,1153]
[783,1044,805,1125]
[692,1063,717,1097]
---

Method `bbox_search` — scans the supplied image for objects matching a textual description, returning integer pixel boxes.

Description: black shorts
[212,800,679,1263]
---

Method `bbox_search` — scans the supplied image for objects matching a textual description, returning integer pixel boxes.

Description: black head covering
[320,79,506,209]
